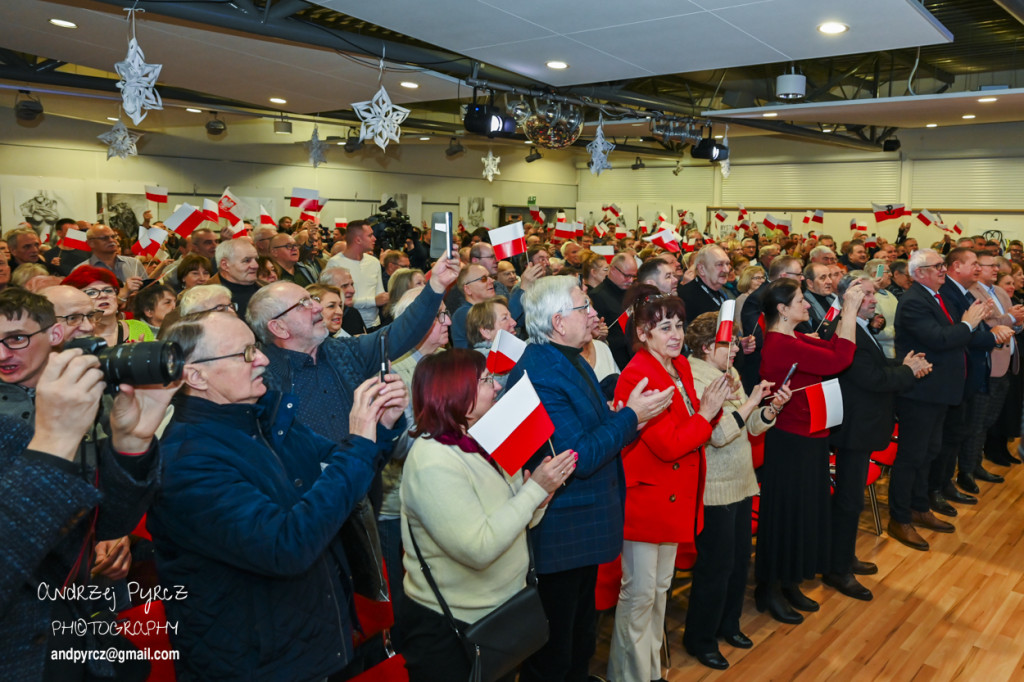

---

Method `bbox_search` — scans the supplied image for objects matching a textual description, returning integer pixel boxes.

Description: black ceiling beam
[887,49,955,85]
[704,115,885,152]
[34,59,66,73]
[267,0,313,22]
[802,56,877,101]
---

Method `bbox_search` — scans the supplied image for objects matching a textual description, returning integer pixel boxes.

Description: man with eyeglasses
[0,287,175,681]
[326,221,387,329]
[269,233,316,287]
[450,264,496,348]
[151,310,406,680]
[73,224,146,298]
[889,248,994,551]
[42,285,100,342]
[208,238,261,315]
[590,253,638,369]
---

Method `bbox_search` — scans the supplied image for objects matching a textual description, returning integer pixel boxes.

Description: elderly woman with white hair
[505,276,674,682]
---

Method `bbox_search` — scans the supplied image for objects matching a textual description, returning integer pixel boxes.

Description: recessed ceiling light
[524,140,532,144]
[106,117,118,122]
[762,112,778,118]
[269,97,287,104]
[631,123,643,127]
[962,114,976,119]
[419,136,430,140]
[186,107,202,113]
[546,60,568,70]
[714,135,724,139]
[400,81,419,89]
[821,127,834,133]
[926,123,938,128]
[49,18,77,29]
[817,21,848,35]
[978,97,998,103]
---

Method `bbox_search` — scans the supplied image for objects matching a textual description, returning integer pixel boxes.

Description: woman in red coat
[607,286,733,682]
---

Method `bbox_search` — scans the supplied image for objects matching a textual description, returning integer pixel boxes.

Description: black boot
[754,582,803,624]
[781,582,819,612]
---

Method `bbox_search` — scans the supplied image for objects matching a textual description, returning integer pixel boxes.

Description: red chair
[871,425,899,471]
[349,654,409,682]
[119,600,177,682]
[829,454,885,535]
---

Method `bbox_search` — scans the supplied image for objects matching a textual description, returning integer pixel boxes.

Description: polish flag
[63,228,91,251]
[802,209,824,224]
[850,218,867,232]
[714,210,728,223]
[737,204,748,219]
[145,185,168,203]
[872,202,911,222]
[259,206,276,227]
[736,219,750,232]
[469,373,555,475]
[203,198,219,223]
[616,308,631,333]
[916,208,939,227]
[290,187,320,209]
[953,221,965,235]
[615,223,629,239]
[715,300,735,344]
[227,222,250,240]
[644,229,681,253]
[823,297,842,323]
[528,196,546,224]
[164,202,204,238]
[806,378,844,433]
[219,188,244,225]
[131,225,167,257]
[591,245,615,263]
[556,211,567,223]
[603,203,622,218]
[486,329,527,375]
[757,312,766,337]
[865,235,878,249]
[490,221,527,260]
[299,210,319,223]
[679,211,694,226]
[574,221,586,238]
[335,217,349,229]
[763,214,790,236]
[593,220,608,238]
[552,223,576,243]
[638,220,649,235]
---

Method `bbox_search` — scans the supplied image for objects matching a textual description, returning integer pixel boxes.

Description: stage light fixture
[14,91,43,121]
[205,113,226,135]
[445,136,466,157]
[631,156,646,170]
[525,146,542,163]
[463,90,516,138]
[690,127,729,162]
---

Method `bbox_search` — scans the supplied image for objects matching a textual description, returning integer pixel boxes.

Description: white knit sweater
[400,436,548,623]
[688,358,770,506]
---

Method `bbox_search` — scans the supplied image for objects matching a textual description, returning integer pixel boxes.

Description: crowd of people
[2,208,1023,682]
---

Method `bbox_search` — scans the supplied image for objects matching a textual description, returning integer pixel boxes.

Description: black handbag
[406,520,549,682]
[339,496,390,602]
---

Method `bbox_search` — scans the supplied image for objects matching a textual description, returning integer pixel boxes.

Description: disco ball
[508,99,531,124]
[524,104,584,149]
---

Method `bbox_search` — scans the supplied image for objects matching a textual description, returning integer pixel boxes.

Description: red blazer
[614,349,713,547]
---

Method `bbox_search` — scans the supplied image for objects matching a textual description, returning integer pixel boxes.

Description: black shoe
[755,582,804,624]
[985,449,1015,467]
[851,558,878,575]
[719,632,753,649]
[928,490,957,517]
[686,647,729,671]
[1009,449,1023,464]
[781,583,819,612]
[956,473,980,495]
[942,482,978,505]
[973,466,1004,483]
[822,572,873,601]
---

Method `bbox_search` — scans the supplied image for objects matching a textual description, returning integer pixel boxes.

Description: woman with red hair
[398,349,575,682]
[61,265,153,345]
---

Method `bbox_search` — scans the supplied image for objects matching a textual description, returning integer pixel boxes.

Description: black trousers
[891,399,948,524]
[683,497,752,655]
[519,565,598,682]
[929,400,969,490]
[831,448,871,574]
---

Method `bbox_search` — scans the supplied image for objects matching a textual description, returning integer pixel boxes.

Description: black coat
[938,279,996,397]
[831,324,915,451]
[590,278,630,368]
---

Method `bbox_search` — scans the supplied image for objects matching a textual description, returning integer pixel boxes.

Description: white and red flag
[489,221,527,260]
[802,209,824,224]
[916,208,939,227]
[714,210,728,223]
[131,225,167,257]
[864,235,878,249]
[469,372,555,475]
[715,300,735,344]
[528,197,546,224]
[637,219,650,235]
[591,245,615,263]
[953,221,965,235]
[574,221,585,238]
[203,198,219,223]
[806,378,844,432]
[850,218,867,232]
[63,228,90,251]
[226,221,250,240]
[593,220,608,238]
[737,204,748,219]
[259,206,276,227]
[299,210,319,223]
[823,297,841,323]
[763,214,790,236]
[555,211,567,223]
[614,223,629,239]
[616,308,632,333]
[145,185,168,203]
[290,187,320,209]
[486,329,527,375]
[164,202,204,238]
[603,203,621,218]
[335,217,349,229]
[644,229,681,253]
[872,202,911,222]
[219,188,244,225]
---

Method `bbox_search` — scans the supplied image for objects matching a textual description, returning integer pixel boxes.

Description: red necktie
[934,293,954,323]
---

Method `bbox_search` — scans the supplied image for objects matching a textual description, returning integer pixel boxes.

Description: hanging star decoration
[720,124,731,179]
[351,86,410,151]
[587,120,615,176]
[115,37,162,126]
[98,120,142,160]
[482,150,501,182]
[306,125,327,168]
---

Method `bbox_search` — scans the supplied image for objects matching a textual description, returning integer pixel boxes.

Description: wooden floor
[591,448,1024,681]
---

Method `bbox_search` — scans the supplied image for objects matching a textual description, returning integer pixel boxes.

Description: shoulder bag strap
[405,517,465,640]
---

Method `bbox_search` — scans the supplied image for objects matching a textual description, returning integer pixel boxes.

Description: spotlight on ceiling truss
[445,136,466,157]
[525,146,542,163]
[631,156,646,170]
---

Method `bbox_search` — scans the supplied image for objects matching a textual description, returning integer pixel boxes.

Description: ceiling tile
[463,36,650,87]
[492,0,705,34]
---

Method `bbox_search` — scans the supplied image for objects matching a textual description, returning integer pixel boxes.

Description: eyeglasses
[464,273,492,286]
[272,243,299,251]
[83,287,117,298]
[567,301,592,315]
[0,325,52,350]
[479,374,496,387]
[208,302,239,314]
[436,310,451,324]
[56,311,104,326]
[782,271,804,280]
[918,263,947,272]
[613,265,637,281]
[272,296,315,320]
[191,342,262,365]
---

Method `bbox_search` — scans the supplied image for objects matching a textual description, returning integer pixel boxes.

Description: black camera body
[370,197,415,253]
[65,336,184,390]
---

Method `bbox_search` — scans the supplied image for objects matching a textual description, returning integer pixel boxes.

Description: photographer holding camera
[0,287,180,680]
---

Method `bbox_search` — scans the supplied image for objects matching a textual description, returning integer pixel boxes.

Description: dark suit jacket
[739,283,768,392]
[939,279,996,397]
[506,343,638,574]
[677,278,726,323]
[589,278,630,369]
[832,324,915,451]
[894,282,973,405]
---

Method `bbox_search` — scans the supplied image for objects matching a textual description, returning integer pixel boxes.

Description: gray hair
[245,284,283,344]
[523,275,577,344]
[179,284,232,316]
[5,226,38,249]
[838,272,871,298]
[908,248,938,279]
[162,310,236,363]
[694,244,727,273]
[252,225,276,243]
[809,245,835,262]
[610,252,632,270]
[319,265,351,286]
[214,237,253,266]
[392,285,425,319]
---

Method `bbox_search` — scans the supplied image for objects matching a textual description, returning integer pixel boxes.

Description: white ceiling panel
[316,0,952,87]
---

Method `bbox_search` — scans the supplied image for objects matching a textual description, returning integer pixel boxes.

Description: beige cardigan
[400,436,548,623]
[688,357,771,506]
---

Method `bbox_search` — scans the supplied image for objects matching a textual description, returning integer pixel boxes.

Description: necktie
[935,293,954,323]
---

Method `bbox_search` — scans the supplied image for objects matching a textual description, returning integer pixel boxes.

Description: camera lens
[100,342,184,386]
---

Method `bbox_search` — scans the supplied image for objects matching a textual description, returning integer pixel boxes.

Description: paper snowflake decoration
[587,123,615,176]
[352,86,410,151]
[98,121,142,160]
[482,150,501,182]
[306,125,327,167]
[719,125,731,179]
[115,38,162,126]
